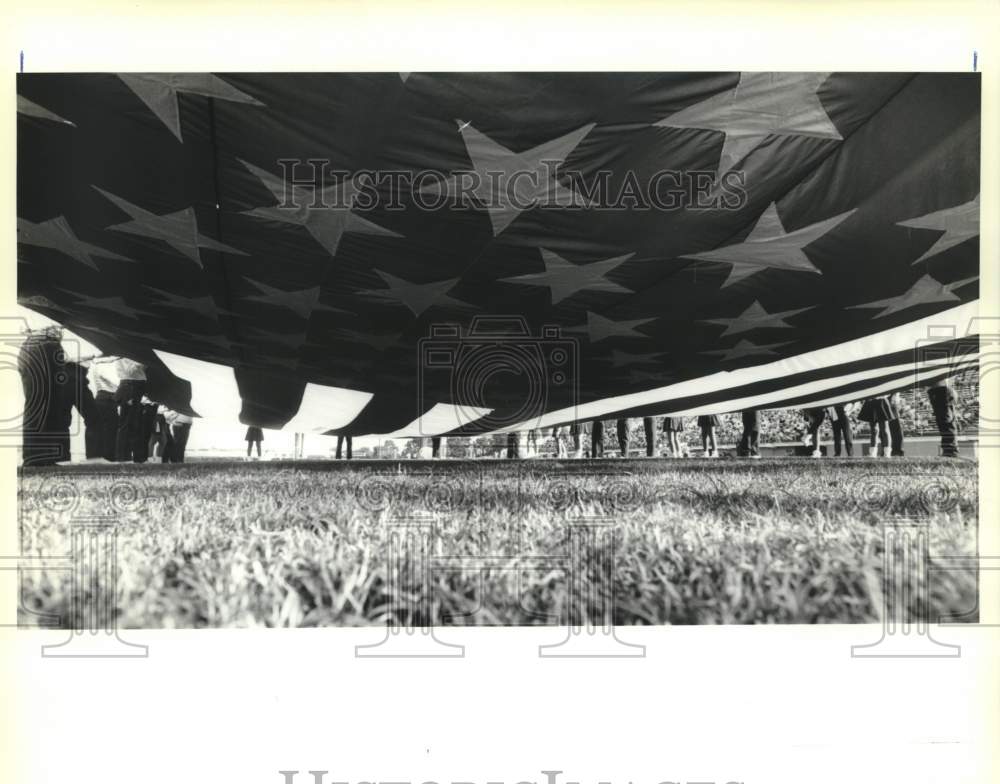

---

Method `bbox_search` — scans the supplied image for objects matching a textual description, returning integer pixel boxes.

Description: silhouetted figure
[113,358,148,462]
[506,432,519,459]
[245,426,263,458]
[737,409,760,458]
[826,404,853,457]
[336,434,353,459]
[165,410,193,462]
[886,392,905,456]
[89,357,119,461]
[926,378,960,457]
[859,397,891,457]
[590,419,604,458]
[643,417,657,457]
[616,418,630,457]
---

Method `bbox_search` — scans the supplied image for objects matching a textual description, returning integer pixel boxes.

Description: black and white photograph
[2,3,998,784]
[14,68,983,632]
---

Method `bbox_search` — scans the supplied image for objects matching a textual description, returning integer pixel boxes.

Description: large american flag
[17,72,980,437]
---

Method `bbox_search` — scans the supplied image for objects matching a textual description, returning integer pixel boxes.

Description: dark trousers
[869,421,888,454]
[927,387,958,456]
[94,391,119,460]
[431,436,441,458]
[616,418,629,456]
[78,384,99,459]
[591,420,604,458]
[169,423,191,462]
[738,426,759,456]
[149,414,173,463]
[114,380,147,462]
[807,409,825,449]
[888,418,904,456]
[247,438,262,457]
[506,432,519,459]
[831,417,853,456]
[336,435,353,459]
[643,417,656,456]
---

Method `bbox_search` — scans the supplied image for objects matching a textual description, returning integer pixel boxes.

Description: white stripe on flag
[491,300,980,432]
[283,382,374,433]
[380,402,493,438]
[762,357,979,412]
[154,350,242,421]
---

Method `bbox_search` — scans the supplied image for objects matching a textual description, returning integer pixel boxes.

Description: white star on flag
[898,194,980,264]
[702,339,794,362]
[118,74,264,142]
[241,279,347,320]
[144,286,220,320]
[361,271,469,317]
[702,299,812,337]
[655,72,842,179]
[18,294,68,313]
[18,216,134,270]
[569,311,656,343]
[93,187,247,266]
[332,329,403,352]
[847,275,978,319]
[423,121,595,236]
[172,330,242,355]
[501,248,634,304]
[683,202,854,288]
[18,95,75,126]
[600,350,665,367]
[56,291,161,322]
[239,159,402,259]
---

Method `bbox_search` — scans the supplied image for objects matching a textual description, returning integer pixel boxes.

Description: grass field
[17,457,978,628]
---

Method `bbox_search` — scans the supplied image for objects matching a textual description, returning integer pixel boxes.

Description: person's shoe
[810,450,822,458]
[750,453,761,459]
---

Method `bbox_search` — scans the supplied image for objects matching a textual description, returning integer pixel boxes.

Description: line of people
[436,381,962,461]
[17,326,193,466]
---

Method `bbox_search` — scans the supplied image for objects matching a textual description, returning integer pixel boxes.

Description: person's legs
[876,421,888,456]
[737,426,748,456]
[171,423,190,462]
[643,417,655,457]
[617,419,629,457]
[708,427,717,456]
[927,387,959,456]
[808,413,823,455]
[832,420,843,456]
[749,427,759,456]
[94,391,118,460]
[591,420,603,458]
[889,418,905,456]
[255,439,262,458]
[346,436,353,460]
[247,440,252,457]
[431,436,441,458]
[842,417,854,457]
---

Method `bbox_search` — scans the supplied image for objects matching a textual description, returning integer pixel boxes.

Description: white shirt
[115,357,147,381]
[90,359,120,395]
